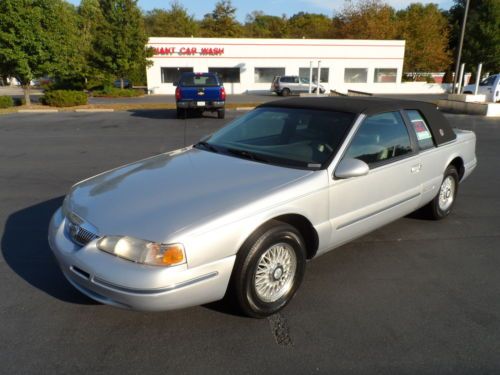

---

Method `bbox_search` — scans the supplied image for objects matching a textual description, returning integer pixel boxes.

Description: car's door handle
[411,164,422,173]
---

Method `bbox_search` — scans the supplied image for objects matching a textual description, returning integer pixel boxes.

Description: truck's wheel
[230,222,306,318]
[217,109,225,119]
[426,165,459,220]
[281,88,291,97]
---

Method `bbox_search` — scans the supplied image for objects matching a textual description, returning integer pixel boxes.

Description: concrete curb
[18,109,58,113]
[236,107,255,111]
[437,100,500,117]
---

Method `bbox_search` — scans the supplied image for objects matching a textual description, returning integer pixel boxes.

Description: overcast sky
[67,0,455,21]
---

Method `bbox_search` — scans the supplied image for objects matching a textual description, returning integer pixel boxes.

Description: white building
[146,37,405,95]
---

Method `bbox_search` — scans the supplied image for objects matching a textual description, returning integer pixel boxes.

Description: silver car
[271,75,325,96]
[49,97,477,318]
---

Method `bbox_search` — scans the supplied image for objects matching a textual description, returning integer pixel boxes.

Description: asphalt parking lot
[0,109,499,374]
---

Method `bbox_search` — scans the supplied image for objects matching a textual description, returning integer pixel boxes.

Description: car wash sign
[151,46,225,57]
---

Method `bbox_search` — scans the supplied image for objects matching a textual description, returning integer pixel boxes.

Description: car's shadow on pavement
[128,109,220,120]
[128,109,177,120]
[1,196,96,305]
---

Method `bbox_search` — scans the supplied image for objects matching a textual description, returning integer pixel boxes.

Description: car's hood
[67,148,313,242]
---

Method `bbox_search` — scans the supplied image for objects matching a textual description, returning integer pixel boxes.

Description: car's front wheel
[427,165,459,220]
[230,222,306,318]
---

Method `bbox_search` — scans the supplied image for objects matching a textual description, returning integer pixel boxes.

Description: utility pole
[452,0,470,93]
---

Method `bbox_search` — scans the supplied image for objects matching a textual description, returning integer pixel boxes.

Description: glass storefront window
[208,67,241,83]
[344,68,368,83]
[374,68,397,83]
[161,67,194,83]
[254,68,286,83]
[299,67,329,83]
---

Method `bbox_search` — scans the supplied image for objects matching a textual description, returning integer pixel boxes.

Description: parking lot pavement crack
[268,312,293,347]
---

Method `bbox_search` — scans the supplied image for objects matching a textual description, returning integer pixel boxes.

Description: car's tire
[217,109,225,119]
[230,221,306,318]
[281,88,291,97]
[426,165,459,220]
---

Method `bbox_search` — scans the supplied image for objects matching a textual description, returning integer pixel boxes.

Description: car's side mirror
[334,158,369,179]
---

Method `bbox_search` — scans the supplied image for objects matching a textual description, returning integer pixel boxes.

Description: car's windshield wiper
[225,148,270,163]
[194,141,219,153]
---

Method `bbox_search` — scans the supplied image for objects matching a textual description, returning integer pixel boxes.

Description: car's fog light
[97,236,185,267]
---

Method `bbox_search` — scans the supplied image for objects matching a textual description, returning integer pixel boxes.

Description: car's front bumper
[48,208,235,311]
[176,100,224,109]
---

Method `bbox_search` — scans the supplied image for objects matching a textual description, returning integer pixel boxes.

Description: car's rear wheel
[230,222,306,318]
[281,88,291,97]
[217,109,225,119]
[426,165,459,220]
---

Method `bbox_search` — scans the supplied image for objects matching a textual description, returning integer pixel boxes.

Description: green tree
[332,0,398,39]
[92,0,152,89]
[448,0,500,74]
[200,0,243,37]
[244,11,288,38]
[0,0,81,104]
[397,4,451,72]
[78,0,104,86]
[287,12,332,39]
[144,2,198,37]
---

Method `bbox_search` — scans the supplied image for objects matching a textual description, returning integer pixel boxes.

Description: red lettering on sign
[153,46,224,56]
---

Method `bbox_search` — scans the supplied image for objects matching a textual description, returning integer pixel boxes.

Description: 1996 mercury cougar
[49,97,477,317]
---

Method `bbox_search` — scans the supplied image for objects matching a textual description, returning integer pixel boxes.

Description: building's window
[254,68,285,83]
[374,68,397,83]
[299,67,329,83]
[344,68,368,83]
[208,67,240,83]
[344,111,412,166]
[161,67,193,83]
[406,110,434,150]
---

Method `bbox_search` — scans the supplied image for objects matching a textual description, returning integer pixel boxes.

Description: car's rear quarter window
[406,110,435,150]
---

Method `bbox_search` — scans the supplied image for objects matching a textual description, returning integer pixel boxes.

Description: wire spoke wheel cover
[254,242,297,303]
[438,175,455,211]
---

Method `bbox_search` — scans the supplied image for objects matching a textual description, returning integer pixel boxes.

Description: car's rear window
[179,74,219,87]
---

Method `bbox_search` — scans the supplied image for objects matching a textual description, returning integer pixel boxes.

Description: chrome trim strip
[337,192,421,230]
[91,271,219,295]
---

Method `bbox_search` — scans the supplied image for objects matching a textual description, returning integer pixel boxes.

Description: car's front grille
[68,219,99,246]
[73,226,98,245]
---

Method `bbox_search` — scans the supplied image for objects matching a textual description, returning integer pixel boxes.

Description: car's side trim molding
[337,192,421,230]
[90,271,219,295]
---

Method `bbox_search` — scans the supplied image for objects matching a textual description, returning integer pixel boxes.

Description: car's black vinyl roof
[258,96,456,145]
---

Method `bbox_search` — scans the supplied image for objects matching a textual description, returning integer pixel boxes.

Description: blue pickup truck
[175,72,226,119]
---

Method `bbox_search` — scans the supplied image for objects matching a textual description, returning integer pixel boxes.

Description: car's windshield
[202,107,355,169]
[179,74,219,87]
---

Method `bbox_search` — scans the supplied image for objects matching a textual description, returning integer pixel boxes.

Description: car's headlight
[96,236,186,267]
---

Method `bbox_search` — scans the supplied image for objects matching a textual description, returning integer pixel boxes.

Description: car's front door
[326,111,422,251]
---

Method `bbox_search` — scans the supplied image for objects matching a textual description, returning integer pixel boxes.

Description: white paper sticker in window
[412,120,432,141]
